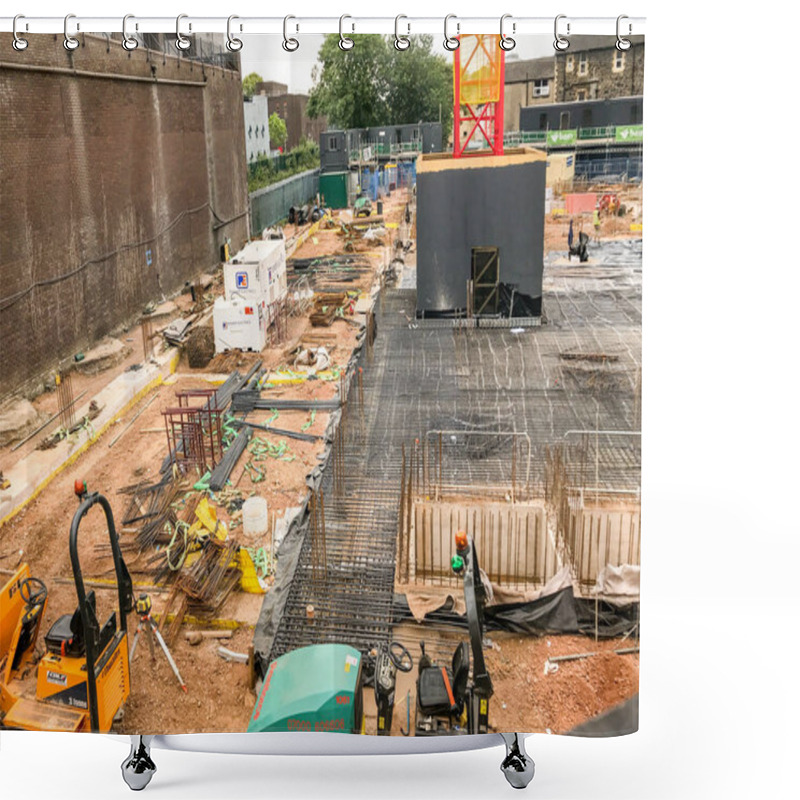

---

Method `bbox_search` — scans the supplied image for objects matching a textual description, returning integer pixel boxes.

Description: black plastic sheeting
[393,587,639,640]
[497,283,542,318]
[412,284,542,320]
[251,505,309,681]
[569,694,638,737]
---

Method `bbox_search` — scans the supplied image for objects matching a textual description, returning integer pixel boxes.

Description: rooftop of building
[417,147,546,174]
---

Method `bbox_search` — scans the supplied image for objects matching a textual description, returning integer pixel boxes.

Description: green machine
[353,194,372,217]
[248,644,364,734]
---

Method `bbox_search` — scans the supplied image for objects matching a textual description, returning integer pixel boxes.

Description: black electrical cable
[0,201,247,312]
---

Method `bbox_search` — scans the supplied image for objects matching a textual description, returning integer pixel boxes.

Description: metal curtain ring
[63,13,79,51]
[394,15,410,51]
[339,15,354,51]
[554,14,570,51]
[175,14,191,51]
[12,14,28,51]
[616,15,632,51]
[226,15,243,52]
[499,14,515,51]
[283,16,299,52]
[444,14,459,51]
[122,15,138,51]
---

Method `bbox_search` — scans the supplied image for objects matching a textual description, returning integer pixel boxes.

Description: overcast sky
[240,35,556,95]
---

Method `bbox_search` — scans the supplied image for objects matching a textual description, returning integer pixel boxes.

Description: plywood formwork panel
[567,502,641,590]
[411,499,556,590]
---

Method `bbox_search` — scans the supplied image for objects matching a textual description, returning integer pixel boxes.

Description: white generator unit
[224,239,287,307]
[214,238,288,354]
[213,297,267,353]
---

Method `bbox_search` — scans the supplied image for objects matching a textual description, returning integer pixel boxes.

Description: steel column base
[500,733,535,789]
[121,736,156,791]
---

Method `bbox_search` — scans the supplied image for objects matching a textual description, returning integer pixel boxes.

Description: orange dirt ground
[544,184,643,251]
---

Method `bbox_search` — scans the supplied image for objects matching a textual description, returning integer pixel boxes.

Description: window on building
[328,136,338,151]
[581,107,593,125]
[576,90,588,101]
[578,53,588,76]
[261,125,266,138]
[248,126,252,138]
[566,55,574,72]
[539,113,548,131]
[532,79,550,98]
[559,111,570,130]
[613,51,625,72]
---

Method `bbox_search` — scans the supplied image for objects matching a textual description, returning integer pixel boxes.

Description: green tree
[307,35,453,132]
[307,35,391,129]
[268,113,288,151]
[242,72,263,99]
[386,35,453,133]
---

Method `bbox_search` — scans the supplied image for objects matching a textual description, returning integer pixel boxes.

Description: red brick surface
[0,33,248,397]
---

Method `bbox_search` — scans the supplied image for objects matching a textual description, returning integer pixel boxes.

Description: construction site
[0,34,641,740]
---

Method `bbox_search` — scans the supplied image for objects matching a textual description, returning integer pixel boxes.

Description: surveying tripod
[129,593,187,692]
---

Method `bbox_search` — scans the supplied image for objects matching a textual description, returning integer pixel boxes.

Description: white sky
[240,35,555,94]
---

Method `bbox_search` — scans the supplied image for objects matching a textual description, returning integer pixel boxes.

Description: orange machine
[0,483,134,732]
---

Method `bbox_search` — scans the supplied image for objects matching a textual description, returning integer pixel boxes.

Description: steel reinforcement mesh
[267,245,641,662]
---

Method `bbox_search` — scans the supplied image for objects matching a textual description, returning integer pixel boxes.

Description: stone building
[503,56,554,134]
[554,35,644,103]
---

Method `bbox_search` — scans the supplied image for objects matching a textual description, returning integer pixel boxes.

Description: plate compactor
[0,481,134,732]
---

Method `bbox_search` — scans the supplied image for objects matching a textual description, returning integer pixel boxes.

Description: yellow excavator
[0,481,133,732]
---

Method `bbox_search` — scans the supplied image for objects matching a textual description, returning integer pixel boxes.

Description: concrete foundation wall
[0,34,249,399]
[416,154,545,316]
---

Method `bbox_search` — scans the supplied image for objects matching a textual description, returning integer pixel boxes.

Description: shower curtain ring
[616,15,632,51]
[554,14,570,51]
[226,15,243,52]
[122,15,138,51]
[283,15,299,51]
[175,14,191,51]
[63,13,80,51]
[12,15,28,51]
[339,15,354,51]
[444,14,459,51]
[500,14,516,51]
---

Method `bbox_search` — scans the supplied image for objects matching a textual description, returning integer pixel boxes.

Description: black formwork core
[264,245,640,666]
[416,158,545,318]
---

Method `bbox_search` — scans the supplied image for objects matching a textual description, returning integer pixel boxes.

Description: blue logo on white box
[236,272,248,289]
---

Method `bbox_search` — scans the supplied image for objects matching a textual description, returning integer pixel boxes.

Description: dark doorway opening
[472,247,500,315]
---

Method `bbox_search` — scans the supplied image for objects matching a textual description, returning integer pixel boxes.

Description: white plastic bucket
[242,496,268,537]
